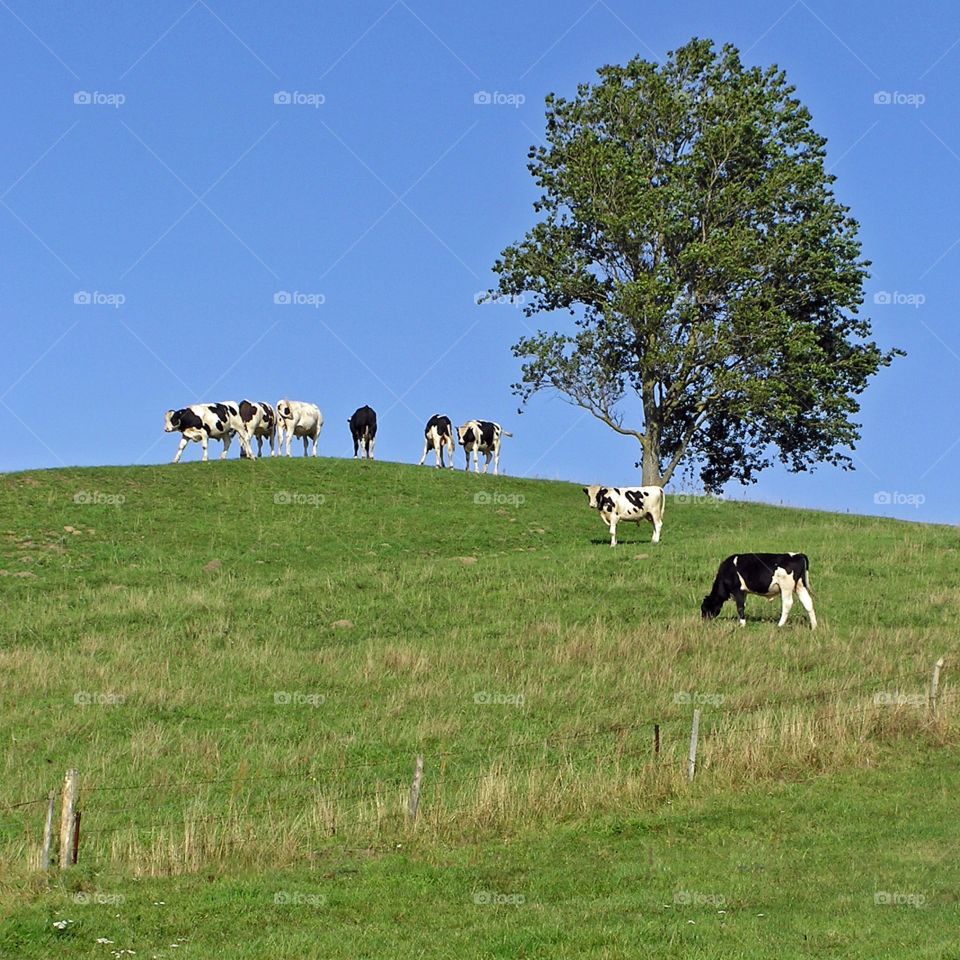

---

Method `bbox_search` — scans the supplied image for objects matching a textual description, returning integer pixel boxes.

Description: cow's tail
[501,431,513,438]
[799,554,811,592]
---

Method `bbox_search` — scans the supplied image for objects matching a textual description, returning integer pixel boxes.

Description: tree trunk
[640,439,663,486]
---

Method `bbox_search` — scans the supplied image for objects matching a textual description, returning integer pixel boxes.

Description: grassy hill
[1,459,957,958]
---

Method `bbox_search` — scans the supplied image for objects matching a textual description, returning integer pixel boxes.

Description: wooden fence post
[407,755,424,821]
[40,790,56,870]
[687,710,701,782]
[59,769,77,869]
[929,657,946,716]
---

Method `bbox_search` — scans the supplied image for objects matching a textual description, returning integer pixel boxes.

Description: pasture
[1,458,957,957]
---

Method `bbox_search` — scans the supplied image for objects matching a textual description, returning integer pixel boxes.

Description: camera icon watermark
[473,691,524,706]
[873,691,925,708]
[473,891,525,905]
[273,91,325,108]
[473,491,525,506]
[873,490,925,508]
[673,691,725,707]
[674,890,726,907]
[273,491,326,507]
[671,491,724,507]
[74,290,125,308]
[873,90,925,107]
[74,892,125,905]
[473,90,525,108]
[474,291,526,308]
[74,691,126,707]
[74,90,125,108]
[874,891,926,908]
[273,691,326,707]
[273,290,325,307]
[73,490,126,506]
[273,891,327,906]
[873,290,925,308]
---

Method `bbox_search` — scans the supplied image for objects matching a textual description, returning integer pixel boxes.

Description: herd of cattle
[163,401,512,473]
[162,400,818,629]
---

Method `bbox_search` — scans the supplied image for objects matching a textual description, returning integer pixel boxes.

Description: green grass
[1,458,957,957]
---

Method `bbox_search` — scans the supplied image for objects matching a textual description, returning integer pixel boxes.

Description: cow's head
[163,410,179,432]
[700,595,723,620]
[277,400,291,420]
[582,485,603,510]
[457,423,476,447]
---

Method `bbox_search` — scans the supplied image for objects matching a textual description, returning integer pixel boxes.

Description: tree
[491,38,901,489]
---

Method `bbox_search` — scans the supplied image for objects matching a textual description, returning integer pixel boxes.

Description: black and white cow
[418,414,454,468]
[276,399,323,457]
[348,405,377,459]
[237,400,277,458]
[164,402,247,462]
[457,420,512,475]
[701,553,817,629]
[582,484,664,546]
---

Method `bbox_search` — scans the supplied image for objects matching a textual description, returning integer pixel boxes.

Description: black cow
[701,553,817,628]
[348,405,377,459]
[418,414,454,468]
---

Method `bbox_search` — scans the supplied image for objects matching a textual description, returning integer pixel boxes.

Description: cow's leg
[492,444,499,476]
[778,588,795,626]
[419,437,430,466]
[734,590,747,626]
[650,515,662,544]
[435,442,443,468]
[447,440,454,468]
[353,435,360,459]
[311,430,319,457]
[368,435,375,459]
[201,435,210,462]
[796,582,817,629]
[173,436,189,463]
[219,434,231,460]
[797,582,817,630]
[608,517,617,547]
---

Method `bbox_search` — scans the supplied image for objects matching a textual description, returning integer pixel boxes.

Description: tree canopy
[492,38,900,488]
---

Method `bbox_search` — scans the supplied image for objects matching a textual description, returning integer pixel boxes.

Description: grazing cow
[276,399,323,457]
[701,553,817,629]
[582,484,664,546]
[418,414,455,468]
[164,402,247,463]
[237,400,277,458]
[457,420,512,475]
[348,405,377,459]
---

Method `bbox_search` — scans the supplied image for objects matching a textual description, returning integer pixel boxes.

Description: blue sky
[1,0,957,523]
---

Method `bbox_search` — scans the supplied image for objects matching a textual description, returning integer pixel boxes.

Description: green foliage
[493,38,901,488]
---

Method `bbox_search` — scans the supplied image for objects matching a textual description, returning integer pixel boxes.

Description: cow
[701,553,817,629]
[457,420,512,475]
[418,414,455,468]
[237,400,277,458]
[164,402,248,463]
[582,484,664,546]
[348,406,377,459]
[276,399,323,457]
